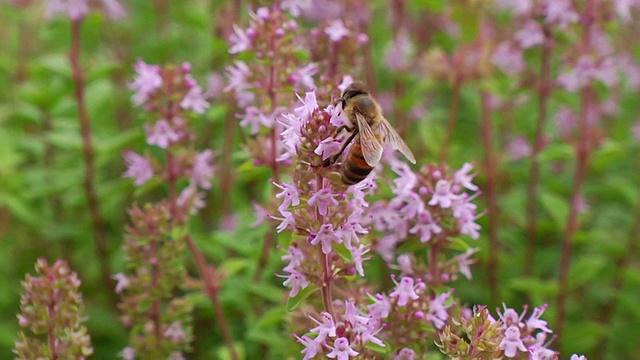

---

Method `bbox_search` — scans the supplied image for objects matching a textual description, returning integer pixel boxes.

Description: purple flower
[191,150,215,189]
[351,245,370,276]
[294,91,319,118]
[386,31,414,71]
[615,0,639,22]
[368,293,391,319]
[530,347,557,360]
[240,107,270,134]
[112,272,130,293]
[390,277,420,306]
[180,84,209,114]
[177,186,206,214]
[326,337,359,359]
[359,317,386,347]
[324,20,349,42]
[500,325,527,357]
[409,211,441,243]
[492,42,525,75]
[309,312,337,342]
[100,0,126,20]
[224,61,255,107]
[456,248,479,280]
[310,224,341,254]
[498,304,525,328]
[315,137,343,161]
[570,355,587,360]
[507,137,533,161]
[273,210,296,233]
[291,63,318,90]
[281,0,311,17]
[146,120,180,148]
[395,348,416,360]
[454,162,479,191]
[130,60,162,106]
[308,189,338,216]
[204,72,225,100]
[119,347,135,360]
[544,0,578,29]
[282,246,305,273]
[123,151,153,186]
[282,270,309,297]
[273,181,301,211]
[45,0,90,20]
[525,304,553,333]
[429,180,457,208]
[168,352,185,360]
[163,321,187,343]
[295,334,323,360]
[337,75,354,92]
[229,25,252,54]
[515,20,544,49]
[426,290,453,329]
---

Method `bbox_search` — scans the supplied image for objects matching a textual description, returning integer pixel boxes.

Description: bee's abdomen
[341,141,373,185]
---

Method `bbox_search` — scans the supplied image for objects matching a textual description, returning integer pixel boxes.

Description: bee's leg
[323,130,357,167]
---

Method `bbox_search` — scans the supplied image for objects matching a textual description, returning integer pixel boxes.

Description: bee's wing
[380,116,416,164]
[355,113,384,166]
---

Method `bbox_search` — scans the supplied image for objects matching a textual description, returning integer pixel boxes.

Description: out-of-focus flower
[495,0,532,16]
[180,85,209,114]
[386,31,414,71]
[492,42,526,75]
[395,348,416,360]
[324,20,349,42]
[45,0,90,20]
[515,20,544,49]
[130,60,162,106]
[163,322,187,344]
[123,151,153,186]
[507,137,533,161]
[146,120,180,148]
[281,0,312,17]
[190,150,215,189]
[543,0,579,29]
[229,25,252,54]
[632,121,640,141]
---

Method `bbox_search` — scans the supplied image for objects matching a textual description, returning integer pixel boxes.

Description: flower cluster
[275,91,373,299]
[14,259,93,359]
[437,303,587,359]
[368,161,482,285]
[118,61,215,359]
[45,0,126,21]
[295,300,385,360]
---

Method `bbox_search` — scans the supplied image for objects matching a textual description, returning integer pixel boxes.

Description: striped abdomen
[340,134,381,185]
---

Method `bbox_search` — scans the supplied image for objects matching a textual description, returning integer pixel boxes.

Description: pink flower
[291,63,318,90]
[386,31,413,71]
[395,348,416,360]
[326,337,359,359]
[454,162,479,191]
[295,334,323,360]
[308,188,339,216]
[429,180,457,208]
[315,137,343,161]
[119,347,135,360]
[409,211,441,243]
[282,246,305,273]
[282,271,309,297]
[498,304,525,328]
[272,181,301,211]
[525,304,553,333]
[130,60,162,106]
[368,293,391,319]
[615,0,639,22]
[309,312,337,342]
[191,150,215,189]
[45,0,89,20]
[351,245,370,276]
[570,355,587,360]
[146,120,180,148]
[311,224,341,254]
[100,0,126,20]
[390,277,420,306]
[273,210,296,233]
[180,85,209,114]
[123,151,153,186]
[426,290,453,329]
[163,321,187,343]
[530,347,557,360]
[507,137,532,161]
[337,75,354,93]
[177,186,206,214]
[492,42,525,75]
[294,91,319,118]
[544,0,578,29]
[500,325,527,357]
[456,248,479,279]
[112,272,130,293]
[515,20,544,49]
[324,20,349,42]
[224,61,255,107]
[228,25,252,54]
[281,0,311,17]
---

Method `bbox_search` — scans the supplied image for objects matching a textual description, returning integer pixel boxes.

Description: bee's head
[340,82,369,106]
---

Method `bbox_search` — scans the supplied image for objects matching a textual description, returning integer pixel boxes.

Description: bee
[323,83,416,185]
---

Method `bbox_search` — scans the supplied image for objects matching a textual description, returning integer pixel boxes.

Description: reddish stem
[69,19,113,292]
[555,0,596,344]
[315,173,334,317]
[524,25,553,279]
[48,289,57,360]
[165,151,238,360]
[219,95,237,219]
[480,90,499,305]
[439,76,462,161]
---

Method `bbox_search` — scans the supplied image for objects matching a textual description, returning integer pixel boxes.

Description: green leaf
[247,283,283,303]
[286,285,319,312]
[539,190,569,229]
[538,143,574,163]
[334,242,353,262]
[568,255,606,288]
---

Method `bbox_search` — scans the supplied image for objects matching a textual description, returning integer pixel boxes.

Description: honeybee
[323,83,416,185]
